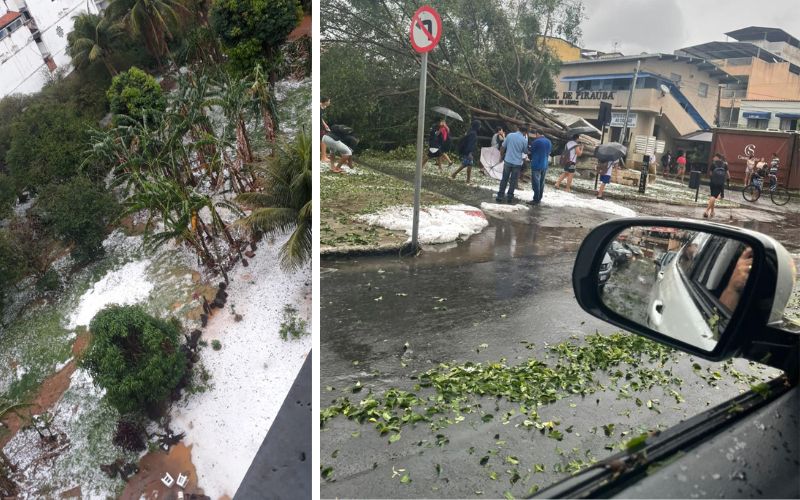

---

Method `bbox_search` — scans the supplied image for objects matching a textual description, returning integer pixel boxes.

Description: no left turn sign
[409,5,442,53]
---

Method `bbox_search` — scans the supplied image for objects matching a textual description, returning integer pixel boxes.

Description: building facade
[544,53,734,161]
[0,0,101,98]
[737,100,800,131]
[678,27,800,128]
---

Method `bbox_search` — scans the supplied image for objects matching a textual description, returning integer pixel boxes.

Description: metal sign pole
[411,51,428,251]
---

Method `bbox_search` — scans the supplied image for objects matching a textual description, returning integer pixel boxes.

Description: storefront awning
[776,112,800,119]
[742,111,771,119]
[679,131,713,142]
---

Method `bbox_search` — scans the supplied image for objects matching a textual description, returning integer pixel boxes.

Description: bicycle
[742,174,791,206]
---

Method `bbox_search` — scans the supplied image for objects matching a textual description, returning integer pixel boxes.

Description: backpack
[559,143,577,167]
[711,162,727,185]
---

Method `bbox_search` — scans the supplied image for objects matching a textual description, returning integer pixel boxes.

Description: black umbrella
[431,106,464,122]
[595,142,627,162]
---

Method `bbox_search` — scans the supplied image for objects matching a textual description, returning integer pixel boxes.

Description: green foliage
[107,67,166,125]
[81,305,187,415]
[210,0,302,74]
[5,104,90,192]
[105,0,190,64]
[36,177,120,262]
[279,304,308,340]
[321,0,576,150]
[67,13,126,77]
[0,229,29,311]
[211,339,222,350]
[35,268,61,293]
[237,130,311,270]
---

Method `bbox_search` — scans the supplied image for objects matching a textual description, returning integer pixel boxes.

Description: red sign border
[409,5,442,54]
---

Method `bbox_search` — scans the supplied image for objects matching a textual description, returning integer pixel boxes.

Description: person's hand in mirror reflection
[720,246,753,312]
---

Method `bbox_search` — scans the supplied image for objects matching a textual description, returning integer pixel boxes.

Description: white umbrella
[431,106,464,122]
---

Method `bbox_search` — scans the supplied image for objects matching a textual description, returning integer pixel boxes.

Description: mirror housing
[573,217,798,377]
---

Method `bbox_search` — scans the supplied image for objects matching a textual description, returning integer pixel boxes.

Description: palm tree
[237,130,311,270]
[67,13,124,76]
[106,0,189,67]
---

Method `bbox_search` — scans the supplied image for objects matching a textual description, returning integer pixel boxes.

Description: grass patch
[320,164,453,249]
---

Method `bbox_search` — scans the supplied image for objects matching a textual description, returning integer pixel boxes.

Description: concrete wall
[737,100,800,130]
[538,36,582,62]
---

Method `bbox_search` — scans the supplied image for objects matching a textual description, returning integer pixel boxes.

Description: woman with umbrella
[423,117,454,169]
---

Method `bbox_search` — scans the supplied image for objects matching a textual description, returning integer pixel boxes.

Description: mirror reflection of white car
[646,233,743,351]
[598,252,613,288]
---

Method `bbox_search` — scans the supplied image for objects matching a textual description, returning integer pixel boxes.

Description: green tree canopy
[107,67,166,125]
[5,103,91,192]
[81,305,187,415]
[36,177,120,262]
[210,0,302,74]
[0,228,30,312]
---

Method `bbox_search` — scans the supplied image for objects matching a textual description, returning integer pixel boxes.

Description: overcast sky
[581,0,799,55]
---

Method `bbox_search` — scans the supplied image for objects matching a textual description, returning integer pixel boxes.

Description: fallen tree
[321,0,588,149]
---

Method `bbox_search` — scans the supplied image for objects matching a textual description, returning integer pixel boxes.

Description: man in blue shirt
[527,129,552,205]
[496,125,529,203]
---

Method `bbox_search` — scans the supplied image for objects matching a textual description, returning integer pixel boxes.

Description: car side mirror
[573,218,798,379]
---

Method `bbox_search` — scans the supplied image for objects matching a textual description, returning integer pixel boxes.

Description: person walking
[491,127,505,150]
[676,153,687,182]
[596,158,618,200]
[423,118,453,169]
[660,151,672,177]
[526,129,552,205]
[704,153,729,218]
[320,96,332,162]
[452,120,480,182]
[496,125,529,203]
[769,153,780,189]
[744,153,756,187]
[554,134,582,192]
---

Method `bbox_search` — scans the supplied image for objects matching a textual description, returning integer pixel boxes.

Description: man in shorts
[554,134,582,192]
[596,158,618,200]
[704,153,729,218]
[323,134,353,173]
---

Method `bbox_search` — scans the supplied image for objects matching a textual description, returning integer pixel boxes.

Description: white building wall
[0,0,99,98]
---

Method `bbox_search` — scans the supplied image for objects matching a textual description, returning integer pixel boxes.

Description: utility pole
[620,59,640,151]
[716,84,723,127]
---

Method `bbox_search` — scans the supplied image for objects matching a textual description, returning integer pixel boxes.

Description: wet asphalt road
[320,194,798,499]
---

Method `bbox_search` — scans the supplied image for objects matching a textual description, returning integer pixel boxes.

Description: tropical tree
[106,0,190,67]
[237,129,311,270]
[249,64,279,144]
[81,305,187,415]
[67,13,125,76]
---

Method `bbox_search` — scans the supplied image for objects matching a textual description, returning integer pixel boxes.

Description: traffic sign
[409,6,442,54]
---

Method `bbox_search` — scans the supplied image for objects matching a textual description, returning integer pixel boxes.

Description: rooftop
[677,41,800,75]
[0,10,20,30]
[561,53,741,83]
[726,26,800,48]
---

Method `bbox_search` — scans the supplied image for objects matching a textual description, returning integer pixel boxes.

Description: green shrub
[36,177,119,263]
[279,304,308,340]
[211,339,222,351]
[106,67,165,125]
[210,0,302,74]
[0,229,29,312]
[5,103,90,191]
[81,305,187,415]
